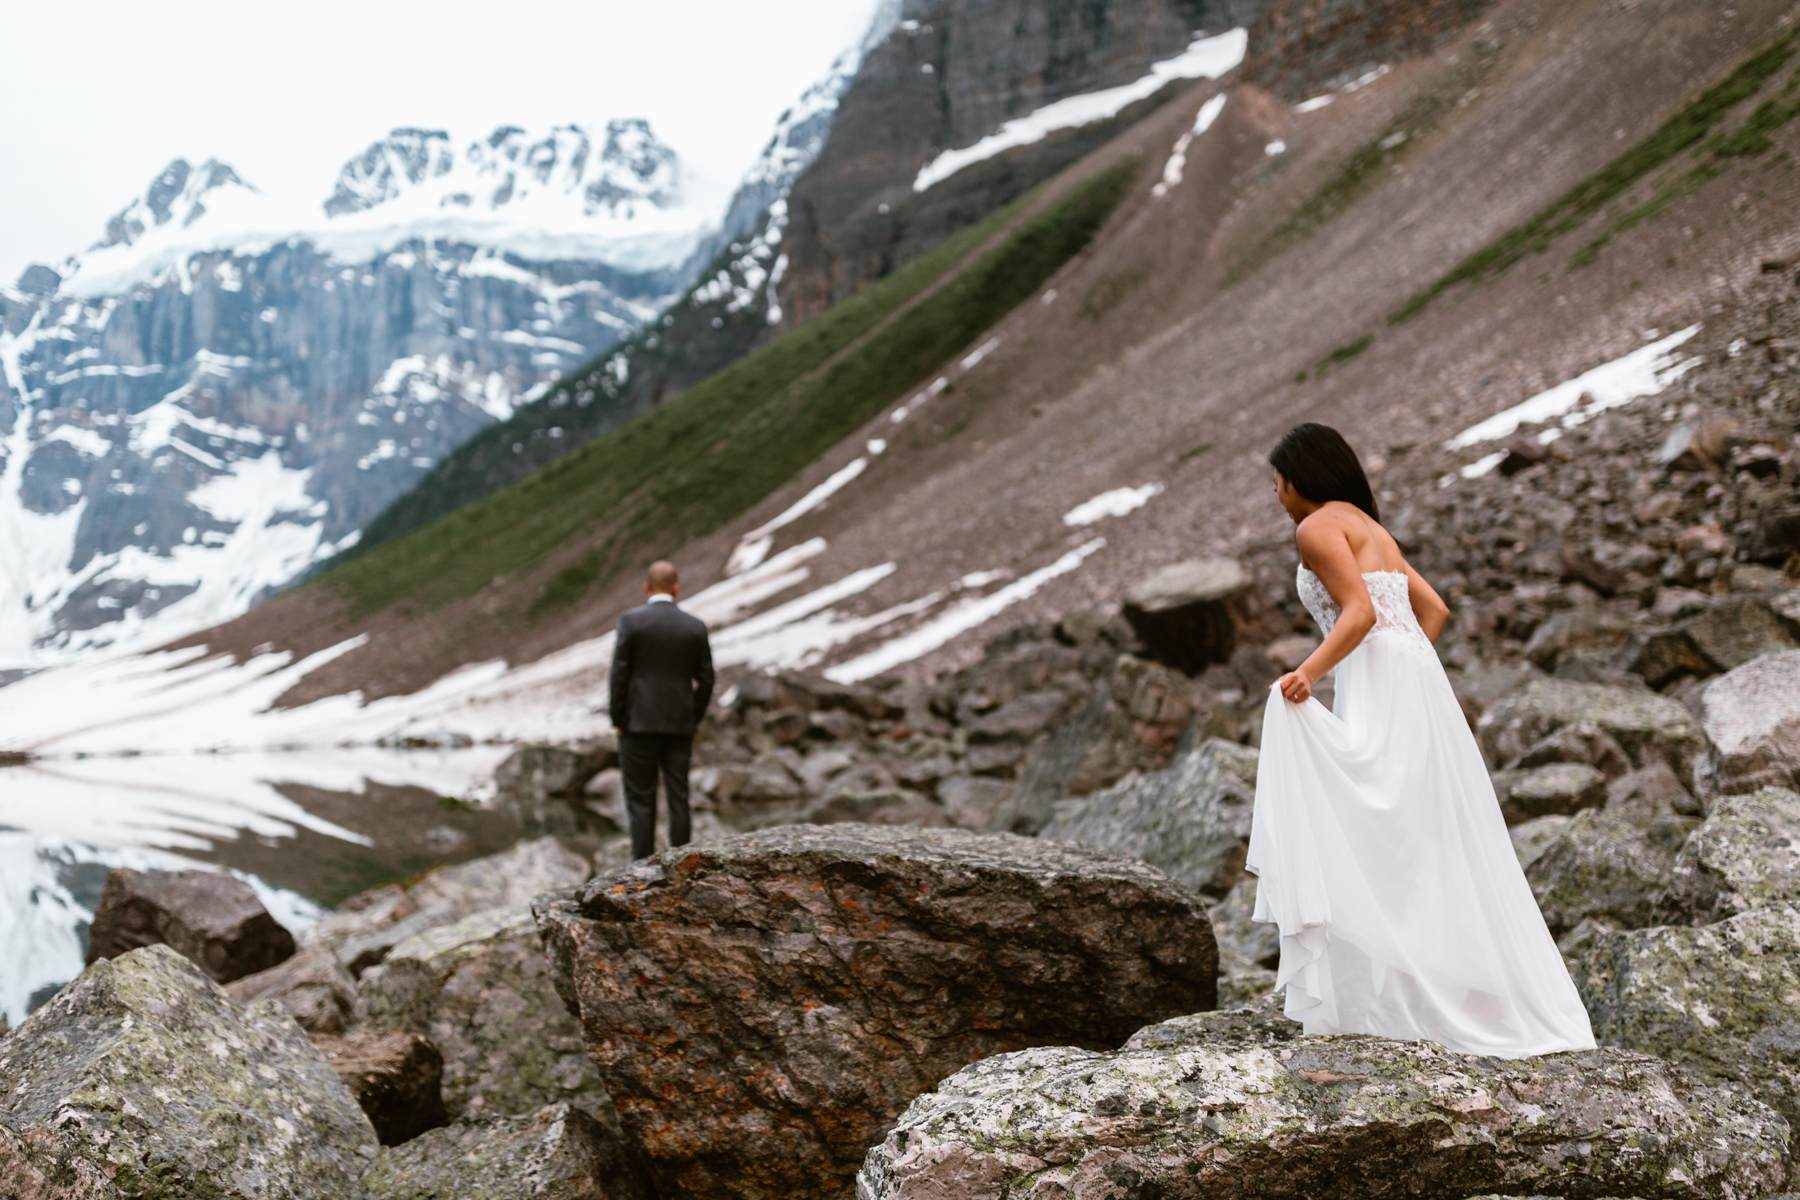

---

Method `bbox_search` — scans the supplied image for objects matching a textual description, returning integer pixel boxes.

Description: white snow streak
[914,29,1247,192]
[1447,326,1703,449]
[1063,483,1164,526]
[1154,93,1229,198]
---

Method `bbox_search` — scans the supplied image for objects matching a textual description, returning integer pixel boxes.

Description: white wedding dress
[1245,566,1596,1057]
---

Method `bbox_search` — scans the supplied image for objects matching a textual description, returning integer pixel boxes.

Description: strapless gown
[1244,566,1596,1057]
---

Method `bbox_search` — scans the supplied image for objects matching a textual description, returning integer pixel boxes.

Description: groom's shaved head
[647,561,679,593]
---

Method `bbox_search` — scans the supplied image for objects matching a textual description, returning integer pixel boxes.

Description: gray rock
[312,1027,446,1146]
[1512,718,1633,780]
[303,836,592,975]
[495,740,617,800]
[0,944,377,1197]
[997,654,1199,833]
[1208,877,1277,971]
[1699,650,1800,795]
[1043,738,1259,898]
[802,787,946,826]
[1663,787,1800,923]
[86,866,295,984]
[1570,903,1800,1127]
[357,904,602,1121]
[363,1102,653,1200]
[1477,677,1704,777]
[534,824,1217,1200]
[857,1006,1789,1200]
[1498,761,1606,823]
[964,689,1072,743]
[935,775,1014,829]
[1633,596,1798,687]
[1525,809,1675,937]
[1523,605,1635,671]
[1121,558,1257,674]
[1508,813,1573,869]
[226,942,359,1033]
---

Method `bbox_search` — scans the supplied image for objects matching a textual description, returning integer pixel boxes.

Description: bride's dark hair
[1269,422,1380,521]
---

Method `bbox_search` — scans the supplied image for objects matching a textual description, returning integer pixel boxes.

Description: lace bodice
[1296,565,1434,650]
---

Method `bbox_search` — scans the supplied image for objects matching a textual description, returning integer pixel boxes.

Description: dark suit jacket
[608,597,715,735]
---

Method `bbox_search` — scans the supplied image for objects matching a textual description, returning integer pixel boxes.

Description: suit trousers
[619,731,693,860]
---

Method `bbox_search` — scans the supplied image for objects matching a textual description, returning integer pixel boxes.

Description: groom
[607,561,715,860]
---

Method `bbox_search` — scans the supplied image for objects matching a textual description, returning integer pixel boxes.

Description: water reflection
[0,746,532,1025]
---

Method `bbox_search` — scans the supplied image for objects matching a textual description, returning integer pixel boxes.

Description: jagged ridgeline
[312,158,1138,620]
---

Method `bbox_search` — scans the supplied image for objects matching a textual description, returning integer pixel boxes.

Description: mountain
[3,0,1798,750]
[0,83,861,671]
[341,0,1246,559]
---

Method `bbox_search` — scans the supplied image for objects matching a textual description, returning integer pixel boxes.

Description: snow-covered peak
[322,127,457,217]
[714,1,904,246]
[323,119,681,223]
[90,158,255,253]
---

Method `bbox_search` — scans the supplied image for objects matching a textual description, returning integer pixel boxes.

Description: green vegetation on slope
[313,156,1139,620]
[1389,25,1800,323]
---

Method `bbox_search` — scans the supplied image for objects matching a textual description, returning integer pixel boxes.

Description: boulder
[963,690,1072,743]
[1570,903,1800,1127]
[313,1027,447,1145]
[1662,786,1800,923]
[995,654,1200,833]
[495,740,617,800]
[1511,718,1633,780]
[1476,677,1704,777]
[226,942,359,1033]
[1042,738,1259,898]
[0,944,377,1197]
[1633,596,1798,687]
[857,1006,1789,1200]
[303,836,591,975]
[1496,761,1606,823]
[1121,558,1258,674]
[357,904,602,1121]
[735,669,902,720]
[802,787,947,826]
[363,1102,653,1200]
[935,775,1014,829]
[1523,606,1635,672]
[1525,809,1675,937]
[1508,813,1573,869]
[1208,877,1277,972]
[86,867,295,984]
[1699,650,1800,794]
[534,824,1217,1200]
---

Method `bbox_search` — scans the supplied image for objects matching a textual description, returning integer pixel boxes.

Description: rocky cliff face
[0,120,701,671]
[778,0,1266,322]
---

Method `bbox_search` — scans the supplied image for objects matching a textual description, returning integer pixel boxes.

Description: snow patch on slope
[914,28,1247,193]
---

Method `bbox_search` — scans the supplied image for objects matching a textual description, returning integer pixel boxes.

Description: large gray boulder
[534,824,1217,1200]
[226,942,360,1033]
[1042,737,1259,898]
[1569,902,1800,1127]
[857,1006,1789,1199]
[1663,786,1800,923]
[357,903,602,1121]
[1699,650,1800,795]
[86,867,296,984]
[1121,558,1258,674]
[0,944,377,1198]
[304,836,592,975]
[363,1102,652,1200]
[1525,809,1677,937]
[1477,678,1704,778]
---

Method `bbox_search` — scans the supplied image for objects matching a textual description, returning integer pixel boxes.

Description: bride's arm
[1276,519,1376,702]
[1400,560,1450,642]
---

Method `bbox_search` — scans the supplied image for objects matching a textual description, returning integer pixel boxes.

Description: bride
[1245,421,1596,1057]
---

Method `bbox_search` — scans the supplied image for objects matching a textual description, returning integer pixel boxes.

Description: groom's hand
[1274,668,1313,703]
